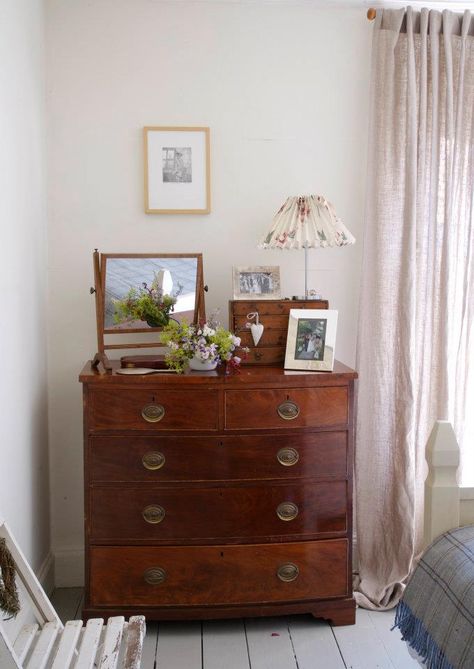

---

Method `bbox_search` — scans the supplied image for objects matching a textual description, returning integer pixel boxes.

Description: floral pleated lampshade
[258,195,355,250]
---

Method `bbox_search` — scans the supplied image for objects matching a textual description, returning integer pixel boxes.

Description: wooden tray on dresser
[229,299,329,365]
[80,360,357,626]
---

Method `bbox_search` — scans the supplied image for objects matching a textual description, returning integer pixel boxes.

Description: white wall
[0,0,50,577]
[46,0,371,583]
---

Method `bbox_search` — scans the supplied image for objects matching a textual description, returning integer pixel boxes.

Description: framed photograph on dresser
[233,265,281,300]
[284,309,338,371]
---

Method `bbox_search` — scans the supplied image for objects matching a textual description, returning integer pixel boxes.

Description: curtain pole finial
[367,8,376,21]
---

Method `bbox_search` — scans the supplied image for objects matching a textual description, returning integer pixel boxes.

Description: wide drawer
[224,387,348,430]
[89,539,348,607]
[88,432,348,482]
[89,481,347,542]
[87,388,218,431]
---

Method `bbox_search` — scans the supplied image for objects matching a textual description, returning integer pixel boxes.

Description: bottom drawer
[89,539,349,608]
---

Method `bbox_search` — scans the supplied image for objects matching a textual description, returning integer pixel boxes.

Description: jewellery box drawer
[87,388,219,431]
[89,539,349,607]
[88,432,348,483]
[89,481,347,542]
[224,387,348,430]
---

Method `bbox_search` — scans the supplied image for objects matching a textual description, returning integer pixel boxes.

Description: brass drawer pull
[277,562,299,582]
[144,567,166,585]
[142,451,166,470]
[276,447,299,467]
[277,400,300,421]
[276,501,299,521]
[142,504,165,524]
[141,403,165,423]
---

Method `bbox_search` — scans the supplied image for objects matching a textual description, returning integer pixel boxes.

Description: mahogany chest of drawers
[80,360,357,625]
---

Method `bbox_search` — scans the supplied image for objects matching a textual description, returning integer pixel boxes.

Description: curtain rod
[367,8,377,20]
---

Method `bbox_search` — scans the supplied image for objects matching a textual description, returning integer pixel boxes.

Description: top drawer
[224,387,348,430]
[87,388,219,432]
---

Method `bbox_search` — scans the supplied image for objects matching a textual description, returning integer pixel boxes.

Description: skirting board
[37,550,55,596]
[54,548,84,587]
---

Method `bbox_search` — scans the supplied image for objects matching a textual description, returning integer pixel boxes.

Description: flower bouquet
[161,313,247,373]
[113,274,182,328]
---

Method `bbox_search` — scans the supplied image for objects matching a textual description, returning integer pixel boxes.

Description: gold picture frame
[144,126,211,214]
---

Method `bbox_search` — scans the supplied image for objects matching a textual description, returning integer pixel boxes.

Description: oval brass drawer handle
[142,451,166,471]
[277,400,300,421]
[276,447,299,467]
[276,501,299,521]
[277,562,299,582]
[141,403,165,423]
[142,504,165,524]
[144,567,166,585]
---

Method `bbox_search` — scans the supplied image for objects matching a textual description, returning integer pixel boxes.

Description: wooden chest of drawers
[80,361,356,625]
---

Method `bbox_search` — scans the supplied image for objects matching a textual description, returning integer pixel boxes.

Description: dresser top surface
[79,360,357,386]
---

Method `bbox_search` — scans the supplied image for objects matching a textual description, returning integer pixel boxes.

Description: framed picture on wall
[144,126,211,214]
[284,309,338,371]
[232,265,281,299]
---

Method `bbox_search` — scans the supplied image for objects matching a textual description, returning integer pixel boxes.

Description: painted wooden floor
[51,588,420,669]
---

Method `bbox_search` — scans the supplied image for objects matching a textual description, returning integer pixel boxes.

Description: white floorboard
[367,610,420,669]
[50,589,420,669]
[289,615,346,669]
[202,620,250,669]
[155,621,202,669]
[140,621,159,669]
[245,617,298,669]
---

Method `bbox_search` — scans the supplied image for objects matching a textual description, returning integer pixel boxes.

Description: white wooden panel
[367,610,421,669]
[120,616,145,669]
[245,618,298,669]
[13,624,39,663]
[96,617,124,669]
[50,620,83,669]
[288,616,345,669]
[138,622,158,669]
[156,621,202,669]
[332,608,395,669]
[74,618,104,669]
[25,621,60,669]
[0,627,22,669]
[202,620,250,669]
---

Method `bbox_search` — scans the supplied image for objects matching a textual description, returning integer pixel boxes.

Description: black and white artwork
[239,271,273,295]
[233,265,281,299]
[162,147,192,183]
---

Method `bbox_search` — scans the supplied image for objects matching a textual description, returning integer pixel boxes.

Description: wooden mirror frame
[91,250,206,373]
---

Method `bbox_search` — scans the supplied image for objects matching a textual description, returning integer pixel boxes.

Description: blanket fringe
[394,600,455,669]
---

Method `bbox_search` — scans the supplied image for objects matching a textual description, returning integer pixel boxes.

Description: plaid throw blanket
[394,525,474,669]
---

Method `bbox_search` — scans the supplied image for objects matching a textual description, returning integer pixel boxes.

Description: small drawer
[89,481,347,542]
[88,432,348,483]
[87,388,218,432]
[230,300,328,317]
[224,387,348,430]
[89,539,349,607]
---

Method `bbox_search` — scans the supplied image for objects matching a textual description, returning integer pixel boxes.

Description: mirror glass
[103,255,200,332]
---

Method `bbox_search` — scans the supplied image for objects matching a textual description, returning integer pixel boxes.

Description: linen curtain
[355,7,474,610]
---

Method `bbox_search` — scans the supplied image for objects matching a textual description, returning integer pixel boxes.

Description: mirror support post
[91,249,113,373]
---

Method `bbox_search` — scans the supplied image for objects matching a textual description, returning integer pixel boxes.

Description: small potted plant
[161,313,247,373]
[113,274,182,328]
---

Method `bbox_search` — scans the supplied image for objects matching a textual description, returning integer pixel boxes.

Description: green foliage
[161,316,246,374]
[113,275,181,327]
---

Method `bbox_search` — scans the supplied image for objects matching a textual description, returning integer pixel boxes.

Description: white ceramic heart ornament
[246,312,264,346]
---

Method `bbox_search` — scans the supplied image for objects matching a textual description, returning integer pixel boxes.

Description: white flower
[202,324,216,337]
[232,335,241,346]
